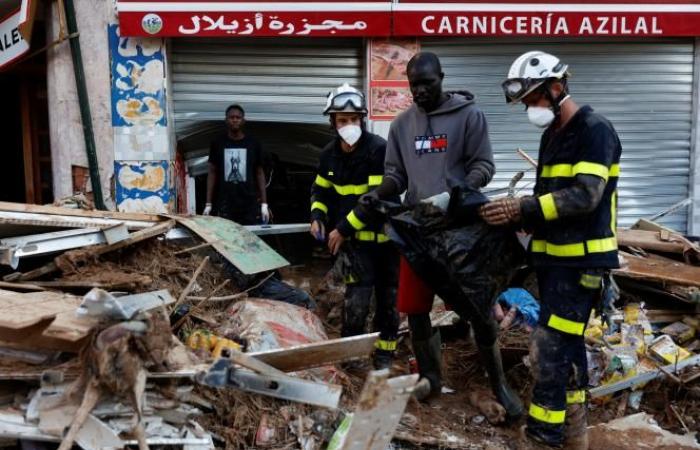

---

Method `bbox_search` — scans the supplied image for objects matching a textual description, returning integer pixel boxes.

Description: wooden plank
[249,333,379,372]
[617,229,687,254]
[614,252,700,288]
[172,215,288,275]
[0,201,162,222]
[0,290,77,329]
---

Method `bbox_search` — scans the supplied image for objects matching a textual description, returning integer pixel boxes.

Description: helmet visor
[502,78,545,104]
[326,92,366,113]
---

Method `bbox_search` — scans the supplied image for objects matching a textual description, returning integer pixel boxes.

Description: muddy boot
[478,344,524,420]
[519,425,563,449]
[411,330,442,401]
[563,403,588,450]
[372,348,395,370]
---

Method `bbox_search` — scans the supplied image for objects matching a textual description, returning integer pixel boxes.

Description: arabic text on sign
[177,13,368,35]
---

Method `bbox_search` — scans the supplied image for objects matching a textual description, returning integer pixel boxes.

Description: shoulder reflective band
[355,231,389,243]
[531,237,617,257]
[368,175,383,186]
[314,175,332,188]
[311,201,328,214]
[540,163,619,181]
[566,390,586,404]
[529,403,566,424]
[347,210,366,230]
[547,313,586,335]
[580,273,602,289]
[538,193,559,221]
[375,339,397,351]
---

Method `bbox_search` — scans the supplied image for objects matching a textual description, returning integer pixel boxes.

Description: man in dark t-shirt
[204,104,270,225]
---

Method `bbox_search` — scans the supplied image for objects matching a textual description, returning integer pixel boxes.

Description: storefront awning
[116,1,393,37]
[118,0,700,37]
[393,1,700,37]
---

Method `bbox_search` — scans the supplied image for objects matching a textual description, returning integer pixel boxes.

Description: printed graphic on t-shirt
[224,148,247,183]
[414,134,448,155]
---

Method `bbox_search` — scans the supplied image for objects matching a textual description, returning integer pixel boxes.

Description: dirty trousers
[340,242,399,344]
[527,267,602,446]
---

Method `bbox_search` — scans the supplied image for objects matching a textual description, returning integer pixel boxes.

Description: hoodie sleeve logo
[415,134,447,155]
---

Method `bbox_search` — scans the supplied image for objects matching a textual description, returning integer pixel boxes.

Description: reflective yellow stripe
[314,175,332,188]
[310,201,328,214]
[344,274,358,284]
[531,240,585,257]
[609,163,620,177]
[531,237,617,257]
[375,339,397,351]
[355,231,389,243]
[566,390,586,405]
[368,175,383,186]
[347,210,366,231]
[586,237,617,253]
[541,164,573,178]
[538,193,559,221]
[334,183,369,196]
[540,162,616,181]
[580,273,602,289]
[529,403,566,424]
[611,190,617,237]
[547,314,586,335]
[573,161,609,181]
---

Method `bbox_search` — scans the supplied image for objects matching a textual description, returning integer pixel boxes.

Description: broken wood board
[249,333,379,372]
[0,289,97,350]
[0,205,160,237]
[17,220,175,281]
[328,370,418,450]
[614,252,700,288]
[172,215,288,275]
[617,229,689,254]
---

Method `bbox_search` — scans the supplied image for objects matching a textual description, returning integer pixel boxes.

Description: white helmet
[502,51,569,104]
[323,83,367,115]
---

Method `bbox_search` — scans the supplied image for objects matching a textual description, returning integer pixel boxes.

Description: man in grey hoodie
[366,52,523,419]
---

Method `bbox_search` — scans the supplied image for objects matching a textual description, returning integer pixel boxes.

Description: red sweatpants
[397,256,435,314]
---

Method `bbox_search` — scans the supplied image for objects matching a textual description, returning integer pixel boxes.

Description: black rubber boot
[411,330,442,401]
[478,344,524,420]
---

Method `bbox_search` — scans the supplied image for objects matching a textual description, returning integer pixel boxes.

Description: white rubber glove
[202,203,212,216]
[421,191,451,211]
[261,203,270,224]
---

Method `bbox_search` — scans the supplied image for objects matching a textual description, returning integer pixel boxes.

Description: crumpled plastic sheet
[383,200,526,322]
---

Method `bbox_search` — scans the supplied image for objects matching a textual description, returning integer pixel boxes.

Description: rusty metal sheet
[172,215,288,275]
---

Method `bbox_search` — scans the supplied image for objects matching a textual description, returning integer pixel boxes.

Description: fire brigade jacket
[310,131,395,242]
[520,106,622,268]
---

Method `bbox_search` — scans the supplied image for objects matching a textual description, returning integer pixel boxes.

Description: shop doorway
[0,20,52,204]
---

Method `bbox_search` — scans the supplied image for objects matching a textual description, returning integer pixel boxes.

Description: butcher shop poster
[369,39,419,120]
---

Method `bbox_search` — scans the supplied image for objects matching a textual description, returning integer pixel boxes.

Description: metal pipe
[63,0,105,210]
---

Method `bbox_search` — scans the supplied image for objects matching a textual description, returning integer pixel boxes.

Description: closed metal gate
[169,38,364,133]
[422,38,694,231]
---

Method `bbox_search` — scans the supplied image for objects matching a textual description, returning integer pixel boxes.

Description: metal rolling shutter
[170,37,364,131]
[421,38,694,232]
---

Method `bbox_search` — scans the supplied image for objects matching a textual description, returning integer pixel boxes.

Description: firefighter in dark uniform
[310,84,400,369]
[480,51,622,449]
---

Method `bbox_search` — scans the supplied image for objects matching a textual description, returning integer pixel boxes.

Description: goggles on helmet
[501,77,547,104]
[324,91,367,115]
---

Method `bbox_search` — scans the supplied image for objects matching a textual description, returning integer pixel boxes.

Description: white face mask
[527,106,556,128]
[338,124,362,146]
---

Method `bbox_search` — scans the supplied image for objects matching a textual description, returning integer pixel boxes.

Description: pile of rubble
[0,201,418,449]
[0,199,699,449]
